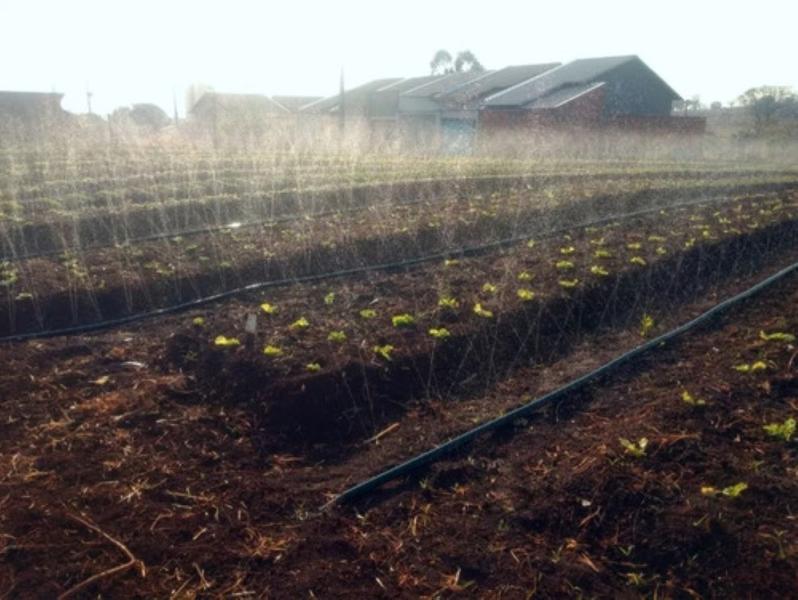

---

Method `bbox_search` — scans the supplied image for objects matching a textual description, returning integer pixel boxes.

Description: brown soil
[1,213,798,596]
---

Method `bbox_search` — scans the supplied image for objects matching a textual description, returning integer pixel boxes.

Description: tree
[454,50,485,74]
[129,103,170,131]
[736,86,797,131]
[430,50,453,75]
[430,49,485,75]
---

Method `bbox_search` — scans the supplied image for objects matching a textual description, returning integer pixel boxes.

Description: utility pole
[86,82,93,115]
[172,88,179,126]
[339,67,345,133]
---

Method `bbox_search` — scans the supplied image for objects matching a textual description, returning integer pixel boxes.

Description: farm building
[189,92,296,145]
[0,91,69,139]
[301,55,705,150]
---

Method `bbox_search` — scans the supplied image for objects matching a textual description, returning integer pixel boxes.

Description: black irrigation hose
[324,258,798,509]
[0,191,789,344]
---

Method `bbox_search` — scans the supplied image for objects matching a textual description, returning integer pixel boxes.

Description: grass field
[1,145,797,597]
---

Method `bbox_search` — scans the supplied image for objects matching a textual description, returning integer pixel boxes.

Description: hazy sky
[2,0,796,116]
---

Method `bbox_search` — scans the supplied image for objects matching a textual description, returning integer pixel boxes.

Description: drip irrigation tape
[0,191,788,344]
[324,258,798,509]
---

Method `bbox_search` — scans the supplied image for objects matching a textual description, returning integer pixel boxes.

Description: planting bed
[2,177,797,337]
[0,233,796,597]
[2,154,798,598]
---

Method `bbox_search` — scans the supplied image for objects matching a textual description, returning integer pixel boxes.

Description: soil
[1,197,798,597]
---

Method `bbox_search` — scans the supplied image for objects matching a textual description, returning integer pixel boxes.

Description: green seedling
[263,345,283,357]
[640,314,654,337]
[428,327,451,339]
[473,303,494,318]
[629,256,647,266]
[763,417,796,442]
[526,239,536,249]
[594,249,613,259]
[656,246,667,256]
[619,437,648,458]
[359,308,377,319]
[444,258,459,267]
[560,246,576,255]
[192,317,205,327]
[733,361,768,373]
[589,237,606,246]
[681,390,706,406]
[558,278,579,289]
[324,292,336,305]
[759,330,795,344]
[214,335,240,347]
[482,282,497,294]
[590,265,609,277]
[260,302,277,315]
[555,260,574,270]
[517,288,536,301]
[327,330,347,343]
[648,235,667,242]
[373,344,394,361]
[290,317,310,330]
[438,296,460,310]
[392,314,415,328]
[701,482,748,498]
[517,271,533,282]
[626,242,642,250]
[306,362,321,372]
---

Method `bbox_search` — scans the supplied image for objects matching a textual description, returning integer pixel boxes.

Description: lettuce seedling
[373,344,394,361]
[590,265,609,277]
[555,260,574,270]
[763,418,796,442]
[517,271,533,282]
[619,437,648,457]
[324,292,336,305]
[626,242,642,250]
[629,256,647,266]
[759,330,796,344]
[640,314,654,337]
[306,362,321,372]
[594,249,613,259]
[473,303,494,318]
[558,278,579,289]
[560,246,576,255]
[214,335,240,347]
[359,308,377,319]
[327,330,347,343]
[482,282,498,294]
[733,361,768,373]
[263,345,283,356]
[260,302,277,315]
[428,327,451,339]
[392,314,415,328]
[290,317,310,330]
[192,317,205,327]
[438,296,460,310]
[517,289,536,301]
[681,390,706,406]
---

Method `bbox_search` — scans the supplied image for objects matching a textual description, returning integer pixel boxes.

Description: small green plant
[517,288,536,301]
[733,361,767,373]
[473,303,494,318]
[324,292,336,305]
[444,258,460,267]
[655,246,667,256]
[640,314,654,337]
[558,278,579,289]
[619,437,648,458]
[359,308,377,319]
[517,271,533,282]
[594,249,613,259]
[626,242,642,250]
[373,344,394,361]
[526,239,536,249]
[327,330,347,343]
[306,362,321,372]
[681,390,706,406]
[438,296,460,310]
[759,330,796,344]
[290,317,310,330]
[589,237,606,246]
[428,327,451,339]
[192,317,205,327]
[555,260,574,270]
[701,482,748,498]
[648,235,667,242]
[260,302,277,315]
[392,313,416,328]
[263,345,283,356]
[560,246,576,255]
[763,417,796,442]
[590,265,609,277]
[214,335,240,347]
[482,282,497,294]
[629,256,647,266]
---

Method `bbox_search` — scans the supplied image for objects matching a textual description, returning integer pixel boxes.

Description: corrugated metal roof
[192,93,289,114]
[300,78,402,112]
[440,63,561,107]
[483,55,638,107]
[525,82,606,110]
[376,76,444,94]
[401,71,492,98]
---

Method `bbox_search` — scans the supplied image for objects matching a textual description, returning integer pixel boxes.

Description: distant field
[1,146,797,597]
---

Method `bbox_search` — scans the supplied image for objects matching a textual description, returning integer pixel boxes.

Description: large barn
[301,55,705,150]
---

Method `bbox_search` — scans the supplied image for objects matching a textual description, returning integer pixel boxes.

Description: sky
[1,0,796,116]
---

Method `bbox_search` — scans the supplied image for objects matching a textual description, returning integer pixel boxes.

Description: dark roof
[376,76,444,94]
[191,93,288,115]
[301,78,402,112]
[271,95,323,112]
[483,55,676,107]
[525,82,606,110]
[401,71,493,98]
[439,63,561,107]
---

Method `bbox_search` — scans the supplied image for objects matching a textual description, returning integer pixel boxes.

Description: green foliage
[290,317,310,330]
[763,418,796,442]
[555,260,574,270]
[590,265,609,277]
[359,308,377,319]
[481,282,497,294]
[438,296,460,310]
[759,330,796,343]
[214,335,240,347]
[517,271,533,282]
[327,330,347,343]
[428,327,451,339]
[629,256,647,266]
[392,313,416,328]
[306,362,321,372]
[473,303,493,318]
[733,361,768,373]
[619,437,648,458]
[558,278,579,289]
[260,302,277,315]
[192,317,205,327]
[640,314,654,338]
[681,390,706,406]
[517,288,536,302]
[324,292,336,305]
[373,344,394,361]
[263,345,283,356]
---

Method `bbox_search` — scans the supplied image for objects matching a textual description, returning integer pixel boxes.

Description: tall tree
[736,86,796,131]
[430,50,453,75]
[454,50,485,73]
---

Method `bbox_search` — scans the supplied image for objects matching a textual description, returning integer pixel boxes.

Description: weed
[640,314,655,337]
